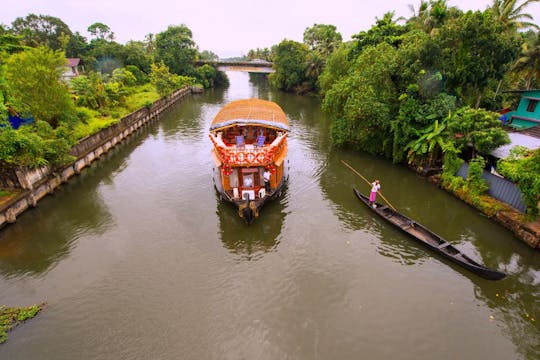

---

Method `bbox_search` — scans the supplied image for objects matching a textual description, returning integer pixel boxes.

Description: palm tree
[490,0,540,31]
[407,0,453,33]
[512,32,540,88]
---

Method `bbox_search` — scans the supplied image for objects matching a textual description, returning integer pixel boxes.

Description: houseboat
[209,98,289,224]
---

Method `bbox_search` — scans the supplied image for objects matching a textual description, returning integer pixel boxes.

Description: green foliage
[0,304,43,344]
[303,24,342,58]
[322,43,398,156]
[87,22,114,41]
[155,24,197,76]
[122,41,152,74]
[350,11,408,59]
[392,88,456,163]
[195,64,217,88]
[125,65,148,85]
[0,120,75,168]
[318,42,354,95]
[150,62,193,96]
[199,50,219,61]
[70,73,108,109]
[112,68,137,86]
[498,148,540,217]
[4,46,78,128]
[466,155,489,195]
[269,40,309,92]
[446,107,510,156]
[10,14,72,50]
[246,48,272,61]
[441,143,464,184]
[404,119,448,166]
[433,10,520,106]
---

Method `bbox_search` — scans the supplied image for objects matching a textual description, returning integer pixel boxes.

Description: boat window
[243,174,254,188]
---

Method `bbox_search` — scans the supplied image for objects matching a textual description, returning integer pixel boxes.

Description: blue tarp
[7,115,35,129]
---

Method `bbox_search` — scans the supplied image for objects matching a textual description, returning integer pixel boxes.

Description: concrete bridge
[194,60,274,73]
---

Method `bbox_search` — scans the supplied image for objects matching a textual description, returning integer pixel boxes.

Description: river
[0,72,538,359]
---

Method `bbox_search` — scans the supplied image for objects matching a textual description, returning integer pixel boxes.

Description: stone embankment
[0,87,191,229]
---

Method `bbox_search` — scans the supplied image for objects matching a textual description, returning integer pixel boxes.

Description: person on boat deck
[369,179,380,208]
[263,168,271,192]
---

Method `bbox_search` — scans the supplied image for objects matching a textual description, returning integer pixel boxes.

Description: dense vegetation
[262,0,540,216]
[0,17,226,170]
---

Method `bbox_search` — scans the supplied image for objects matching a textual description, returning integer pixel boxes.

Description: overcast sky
[2,1,539,58]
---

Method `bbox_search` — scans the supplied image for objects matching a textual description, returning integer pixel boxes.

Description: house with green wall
[504,89,540,129]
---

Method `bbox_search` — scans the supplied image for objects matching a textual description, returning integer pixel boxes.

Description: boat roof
[209,98,289,132]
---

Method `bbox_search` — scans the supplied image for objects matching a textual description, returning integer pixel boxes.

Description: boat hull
[353,188,506,280]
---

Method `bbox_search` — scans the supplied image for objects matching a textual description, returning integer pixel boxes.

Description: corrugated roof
[210,99,289,131]
[491,132,540,159]
[66,58,80,67]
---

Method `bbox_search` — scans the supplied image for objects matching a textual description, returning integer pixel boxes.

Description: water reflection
[216,191,286,261]
[472,255,540,359]
[321,147,540,357]
[0,126,156,277]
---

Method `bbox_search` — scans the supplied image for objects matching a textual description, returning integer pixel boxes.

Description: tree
[490,0,540,31]
[65,31,89,59]
[349,11,409,63]
[10,14,72,50]
[150,62,193,96]
[446,107,510,156]
[4,46,77,128]
[269,40,308,92]
[155,25,197,76]
[318,42,355,96]
[512,31,540,89]
[322,43,398,155]
[407,0,460,34]
[87,22,114,41]
[303,24,342,58]
[433,10,520,107]
[199,50,219,61]
[122,40,152,74]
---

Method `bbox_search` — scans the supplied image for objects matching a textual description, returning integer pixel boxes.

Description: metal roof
[490,132,540,159]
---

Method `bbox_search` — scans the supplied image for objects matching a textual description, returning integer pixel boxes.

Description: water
[0,72,538,359]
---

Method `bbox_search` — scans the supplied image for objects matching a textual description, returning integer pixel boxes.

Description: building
[61,58,80,81]
[503,89,540,130]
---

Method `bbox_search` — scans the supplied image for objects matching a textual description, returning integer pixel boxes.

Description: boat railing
[209,133,287,166]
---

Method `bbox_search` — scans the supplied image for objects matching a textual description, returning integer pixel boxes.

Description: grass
[0,304,43,344]
[72,84,161,140]
[124,84,160,112]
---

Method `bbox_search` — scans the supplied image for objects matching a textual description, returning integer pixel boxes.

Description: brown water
[0,72,538,360]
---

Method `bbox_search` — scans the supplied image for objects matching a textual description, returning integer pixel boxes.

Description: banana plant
[405,119,448,167]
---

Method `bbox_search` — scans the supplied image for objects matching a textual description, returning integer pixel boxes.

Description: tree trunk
[475,92,482,109]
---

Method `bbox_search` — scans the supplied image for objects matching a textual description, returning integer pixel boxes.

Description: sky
[1,0,539,58]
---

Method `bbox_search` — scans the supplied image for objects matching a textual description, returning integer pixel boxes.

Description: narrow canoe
[353,188,506,280]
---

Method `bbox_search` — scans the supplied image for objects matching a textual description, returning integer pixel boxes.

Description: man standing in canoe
[369,179,380,208]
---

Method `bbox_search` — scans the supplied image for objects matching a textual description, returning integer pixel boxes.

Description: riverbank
[427,174,540,249]
[0,87,191,229]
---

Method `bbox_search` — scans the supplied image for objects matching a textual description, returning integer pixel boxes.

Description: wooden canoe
[353,188,506,280]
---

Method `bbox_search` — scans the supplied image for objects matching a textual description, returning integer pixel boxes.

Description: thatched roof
[209,98,289,131]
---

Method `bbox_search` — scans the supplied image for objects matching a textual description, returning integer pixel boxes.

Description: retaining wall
[0,87,191,229]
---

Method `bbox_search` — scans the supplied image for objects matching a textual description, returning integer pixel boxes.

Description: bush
[466,155,488,195]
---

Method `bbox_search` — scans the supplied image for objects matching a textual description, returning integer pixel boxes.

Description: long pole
[341,160,397,211]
